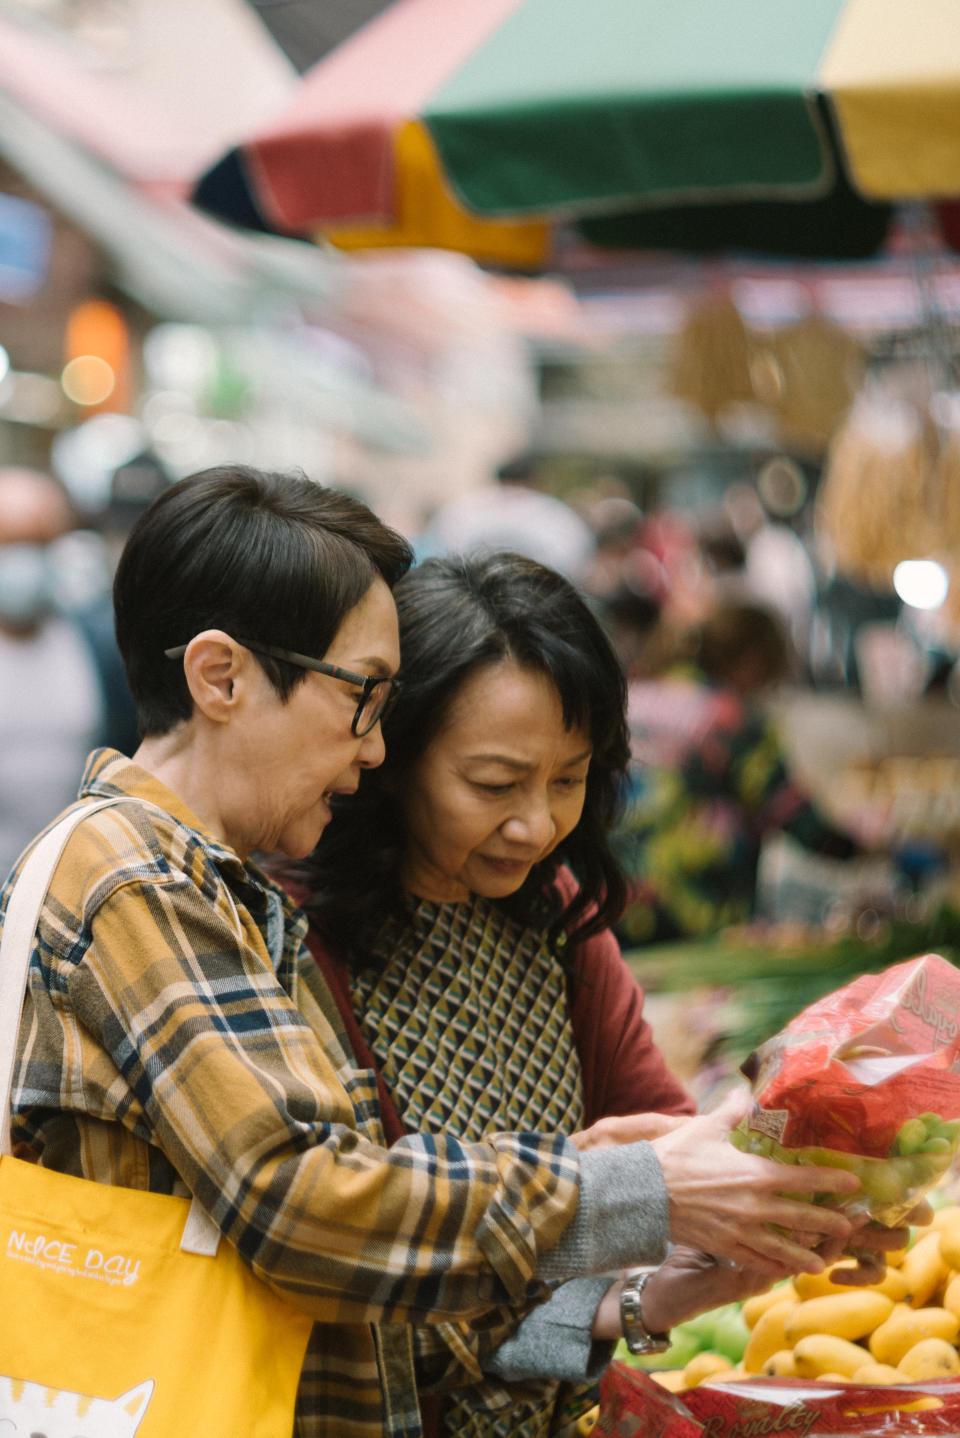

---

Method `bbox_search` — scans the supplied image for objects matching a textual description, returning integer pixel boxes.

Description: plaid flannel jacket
[3,750,581,1436]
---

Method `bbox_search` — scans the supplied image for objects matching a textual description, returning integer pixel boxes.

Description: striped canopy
[195,0,960,267]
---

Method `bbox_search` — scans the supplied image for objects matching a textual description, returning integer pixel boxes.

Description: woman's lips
[480,854,536,875]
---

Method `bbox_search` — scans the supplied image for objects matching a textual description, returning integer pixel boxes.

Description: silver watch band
[619,1266,671,1356]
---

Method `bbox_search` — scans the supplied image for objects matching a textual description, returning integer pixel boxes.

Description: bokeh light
[893,559,950,610]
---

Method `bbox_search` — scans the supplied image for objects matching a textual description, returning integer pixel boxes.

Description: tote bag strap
[0,796,221,1256]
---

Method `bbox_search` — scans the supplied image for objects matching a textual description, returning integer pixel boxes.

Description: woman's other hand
[590,1248,783,1342]
[570,1112,690,1149]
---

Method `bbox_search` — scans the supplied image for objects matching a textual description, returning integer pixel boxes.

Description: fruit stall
[588,955,960,1436]
[602,1201,960,1435]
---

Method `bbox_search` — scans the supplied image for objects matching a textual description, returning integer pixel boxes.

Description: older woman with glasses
[287,550,904,1438]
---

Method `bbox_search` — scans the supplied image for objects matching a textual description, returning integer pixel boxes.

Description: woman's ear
[181,630,246,723]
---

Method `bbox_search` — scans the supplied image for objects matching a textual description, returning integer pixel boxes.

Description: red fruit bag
[684,1374,960,1436]
[731,954,960,1224]
[596,1363,703,1436]
[598,1365,960,1436]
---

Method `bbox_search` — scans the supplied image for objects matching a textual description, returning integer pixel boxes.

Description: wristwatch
[619,1267,671,1356]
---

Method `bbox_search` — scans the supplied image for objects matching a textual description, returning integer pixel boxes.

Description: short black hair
[295,551,630,970]
[114,464,412,737]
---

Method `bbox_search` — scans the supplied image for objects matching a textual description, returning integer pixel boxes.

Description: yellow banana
[742,1300,798,1374]
[682,1352,733,1387]
[939,1225,960,1270]
[942,1270,960,1318]
[869,1304,960,1366]
[793,1334,872,1379]
[850,1361,906,1385]
[742,1283,796,1329]
[900,1231,948,1307]
[784,1291,894,1345]
[898,1336,960,1380]
[761,1349,797,1378]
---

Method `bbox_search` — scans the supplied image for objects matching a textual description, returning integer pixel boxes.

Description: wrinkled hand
[570,1111,690,1150]
[590,1247,795,1342]
[651,1091,859,1275]
[637,1247,782,1335]
[816,1198,934,1285]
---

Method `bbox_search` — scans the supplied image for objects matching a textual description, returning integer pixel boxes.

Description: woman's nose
[502,796,556,848]
[358,721,387,768]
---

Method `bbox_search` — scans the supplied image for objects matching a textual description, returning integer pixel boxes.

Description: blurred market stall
[0,2,561,520]
[194,0,960,269]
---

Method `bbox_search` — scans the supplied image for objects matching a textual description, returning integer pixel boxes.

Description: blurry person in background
[596,584,662,682]
[614,599,871,946]
[416,452,594,582]
[72,447,172,757]
[0,465,136,879]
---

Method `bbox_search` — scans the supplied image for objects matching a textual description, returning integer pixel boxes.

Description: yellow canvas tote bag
[0,799,314,1435]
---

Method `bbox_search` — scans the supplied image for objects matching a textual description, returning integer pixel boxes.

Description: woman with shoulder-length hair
[288,552,887,1438]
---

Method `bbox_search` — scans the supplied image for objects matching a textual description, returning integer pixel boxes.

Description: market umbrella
[193,0,960,269]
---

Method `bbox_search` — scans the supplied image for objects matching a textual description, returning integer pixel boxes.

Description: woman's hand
[570,1112,690,1150]
[571,1085,751,1152]
[815,1198,934,1284]
[650,1093,859,1275]
[573,1090,929,1281]
[590,1203,937,1342]
[589,1249,783,1342]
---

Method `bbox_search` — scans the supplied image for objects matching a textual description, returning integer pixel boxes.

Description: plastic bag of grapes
[730,954,960,1225]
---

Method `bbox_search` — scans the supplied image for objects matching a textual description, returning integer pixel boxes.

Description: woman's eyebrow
[353,657,397,677]
[467,747,593,769]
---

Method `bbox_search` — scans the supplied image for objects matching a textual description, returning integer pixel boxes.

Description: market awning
[192,0,960,268]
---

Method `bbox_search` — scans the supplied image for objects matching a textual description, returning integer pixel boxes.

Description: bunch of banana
[631,1201,960,1393]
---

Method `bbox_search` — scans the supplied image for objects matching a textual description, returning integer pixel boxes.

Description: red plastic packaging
[732,955,960,1223]
[598,1364,960,1436]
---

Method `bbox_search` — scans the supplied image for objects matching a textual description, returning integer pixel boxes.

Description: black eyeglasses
[164,637,400,737]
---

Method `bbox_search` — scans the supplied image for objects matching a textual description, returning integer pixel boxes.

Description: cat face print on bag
[0,1376,154,1436]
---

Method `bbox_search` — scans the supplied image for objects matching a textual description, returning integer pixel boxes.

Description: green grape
[892,1118,930,1155]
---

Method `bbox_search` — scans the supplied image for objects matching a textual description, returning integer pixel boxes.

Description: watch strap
[620,1266,671,1355]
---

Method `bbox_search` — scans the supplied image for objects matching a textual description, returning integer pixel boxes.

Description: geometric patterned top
[352,893,585,1144]
[351,893,587,1438]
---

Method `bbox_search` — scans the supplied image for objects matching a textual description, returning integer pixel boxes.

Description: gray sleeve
[483,1274,617,1384]
[536,1140,669,1280]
